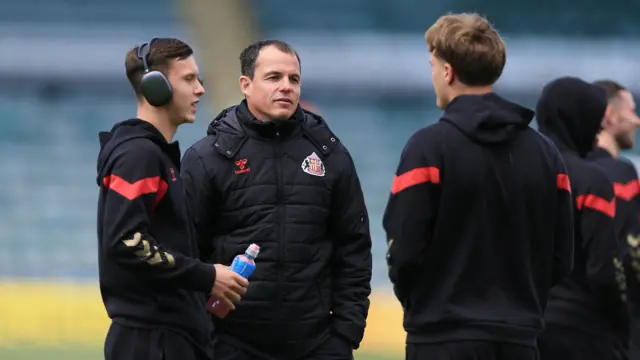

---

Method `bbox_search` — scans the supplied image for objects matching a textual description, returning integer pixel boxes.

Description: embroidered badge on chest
[234,158,250,175]
[301,152,325,177]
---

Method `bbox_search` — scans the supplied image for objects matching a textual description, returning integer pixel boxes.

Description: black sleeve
[181,146,219,263]
[635,168,640,224]
[579,170,627,324]
[610,163,640,248]
[100,143,214,293]
[328,147,372,350]
[630,165,640,235]
[553,157,575,286]
[621,164,640,305]
[382,130,440,303]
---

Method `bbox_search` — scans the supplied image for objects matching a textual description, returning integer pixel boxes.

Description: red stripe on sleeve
[613,179,640,201]
[391,166,440,195]
[575,194,616,218]
[154,181,168,209]
[557,174,571,193]
[103,175,168,207]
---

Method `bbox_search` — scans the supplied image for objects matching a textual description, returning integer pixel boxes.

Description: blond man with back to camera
[383,13,573,360]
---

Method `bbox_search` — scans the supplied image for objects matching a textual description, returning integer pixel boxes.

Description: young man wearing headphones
[96,38,248,360]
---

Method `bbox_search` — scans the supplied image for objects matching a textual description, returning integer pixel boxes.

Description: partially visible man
[536,77,627,360]
[588,80,640,359]
[96,38,248,360]
[181,40,372,360]
[382,13,574,360]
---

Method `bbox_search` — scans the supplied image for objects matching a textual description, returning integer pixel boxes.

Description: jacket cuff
[188,262,215,293]
[331,318,365,349]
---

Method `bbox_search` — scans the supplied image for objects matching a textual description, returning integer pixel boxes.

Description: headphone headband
[137,37,159,73]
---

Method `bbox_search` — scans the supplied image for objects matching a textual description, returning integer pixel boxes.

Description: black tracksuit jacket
[383,92,574,346]
[181,101,372,359]
[589,147,640,353]
[96,119,214,351]
[537,77,628,350]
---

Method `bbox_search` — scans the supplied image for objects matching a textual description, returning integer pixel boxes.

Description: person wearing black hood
[536,77,628,360]
[96,38,248,360]
[382,13,575,360]
[180,40,372,360]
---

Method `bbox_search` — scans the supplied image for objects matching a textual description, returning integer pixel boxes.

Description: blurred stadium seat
[0,0,176,24]
[251,0,640,35]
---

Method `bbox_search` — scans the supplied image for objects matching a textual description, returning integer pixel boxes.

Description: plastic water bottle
[206,243,260,318]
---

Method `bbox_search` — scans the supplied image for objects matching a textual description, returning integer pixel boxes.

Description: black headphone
[137,38,173,107]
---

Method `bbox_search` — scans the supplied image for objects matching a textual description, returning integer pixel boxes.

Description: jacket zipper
[275,142,285,321]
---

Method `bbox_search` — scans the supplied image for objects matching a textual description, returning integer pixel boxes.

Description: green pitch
[0,346,397,360]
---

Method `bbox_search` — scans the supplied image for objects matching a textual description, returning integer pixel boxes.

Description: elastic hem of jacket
[216,330,329,360]
[111,317,211,353]
[406,322,539,346]
[544,303,626,349]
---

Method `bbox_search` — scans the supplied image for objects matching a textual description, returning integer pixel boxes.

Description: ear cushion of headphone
[140,71,173,107]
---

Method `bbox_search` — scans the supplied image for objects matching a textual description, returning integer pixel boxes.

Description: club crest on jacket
[301,152,325,177]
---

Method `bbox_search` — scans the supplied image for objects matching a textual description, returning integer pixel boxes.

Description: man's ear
[239,76,251,96]
[443,62,455,85]
[602,104,614,128]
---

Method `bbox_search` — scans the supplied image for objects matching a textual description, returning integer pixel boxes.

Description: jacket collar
[236,100,303,140]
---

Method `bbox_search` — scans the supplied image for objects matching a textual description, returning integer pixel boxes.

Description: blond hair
[425,13,506,86]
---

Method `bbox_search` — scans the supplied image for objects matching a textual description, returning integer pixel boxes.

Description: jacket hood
[205,103,252,157]
[206,100,340,159]
[536,76,607,158]
[207,106,243,136]
[96,118,168,185]
[207,100,304,136]
[440,93,535,144]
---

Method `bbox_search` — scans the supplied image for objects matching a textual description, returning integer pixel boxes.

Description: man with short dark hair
[588,79,640,359]
[97,38,248,360]
[383,14,574,360]
[181,39,372,360]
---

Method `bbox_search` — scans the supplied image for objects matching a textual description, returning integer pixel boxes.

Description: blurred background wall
[1,1,640,359]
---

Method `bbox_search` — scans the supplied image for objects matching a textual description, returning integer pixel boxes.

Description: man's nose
[278,79,293,92]
[195,82,205,96]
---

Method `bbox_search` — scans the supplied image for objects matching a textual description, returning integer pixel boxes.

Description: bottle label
[231,256,255,279]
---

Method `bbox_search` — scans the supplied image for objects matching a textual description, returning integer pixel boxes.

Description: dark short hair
[593,79,626,102]
[125,38,193,97]
[425,13,506,86]
[239,40,301,79]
